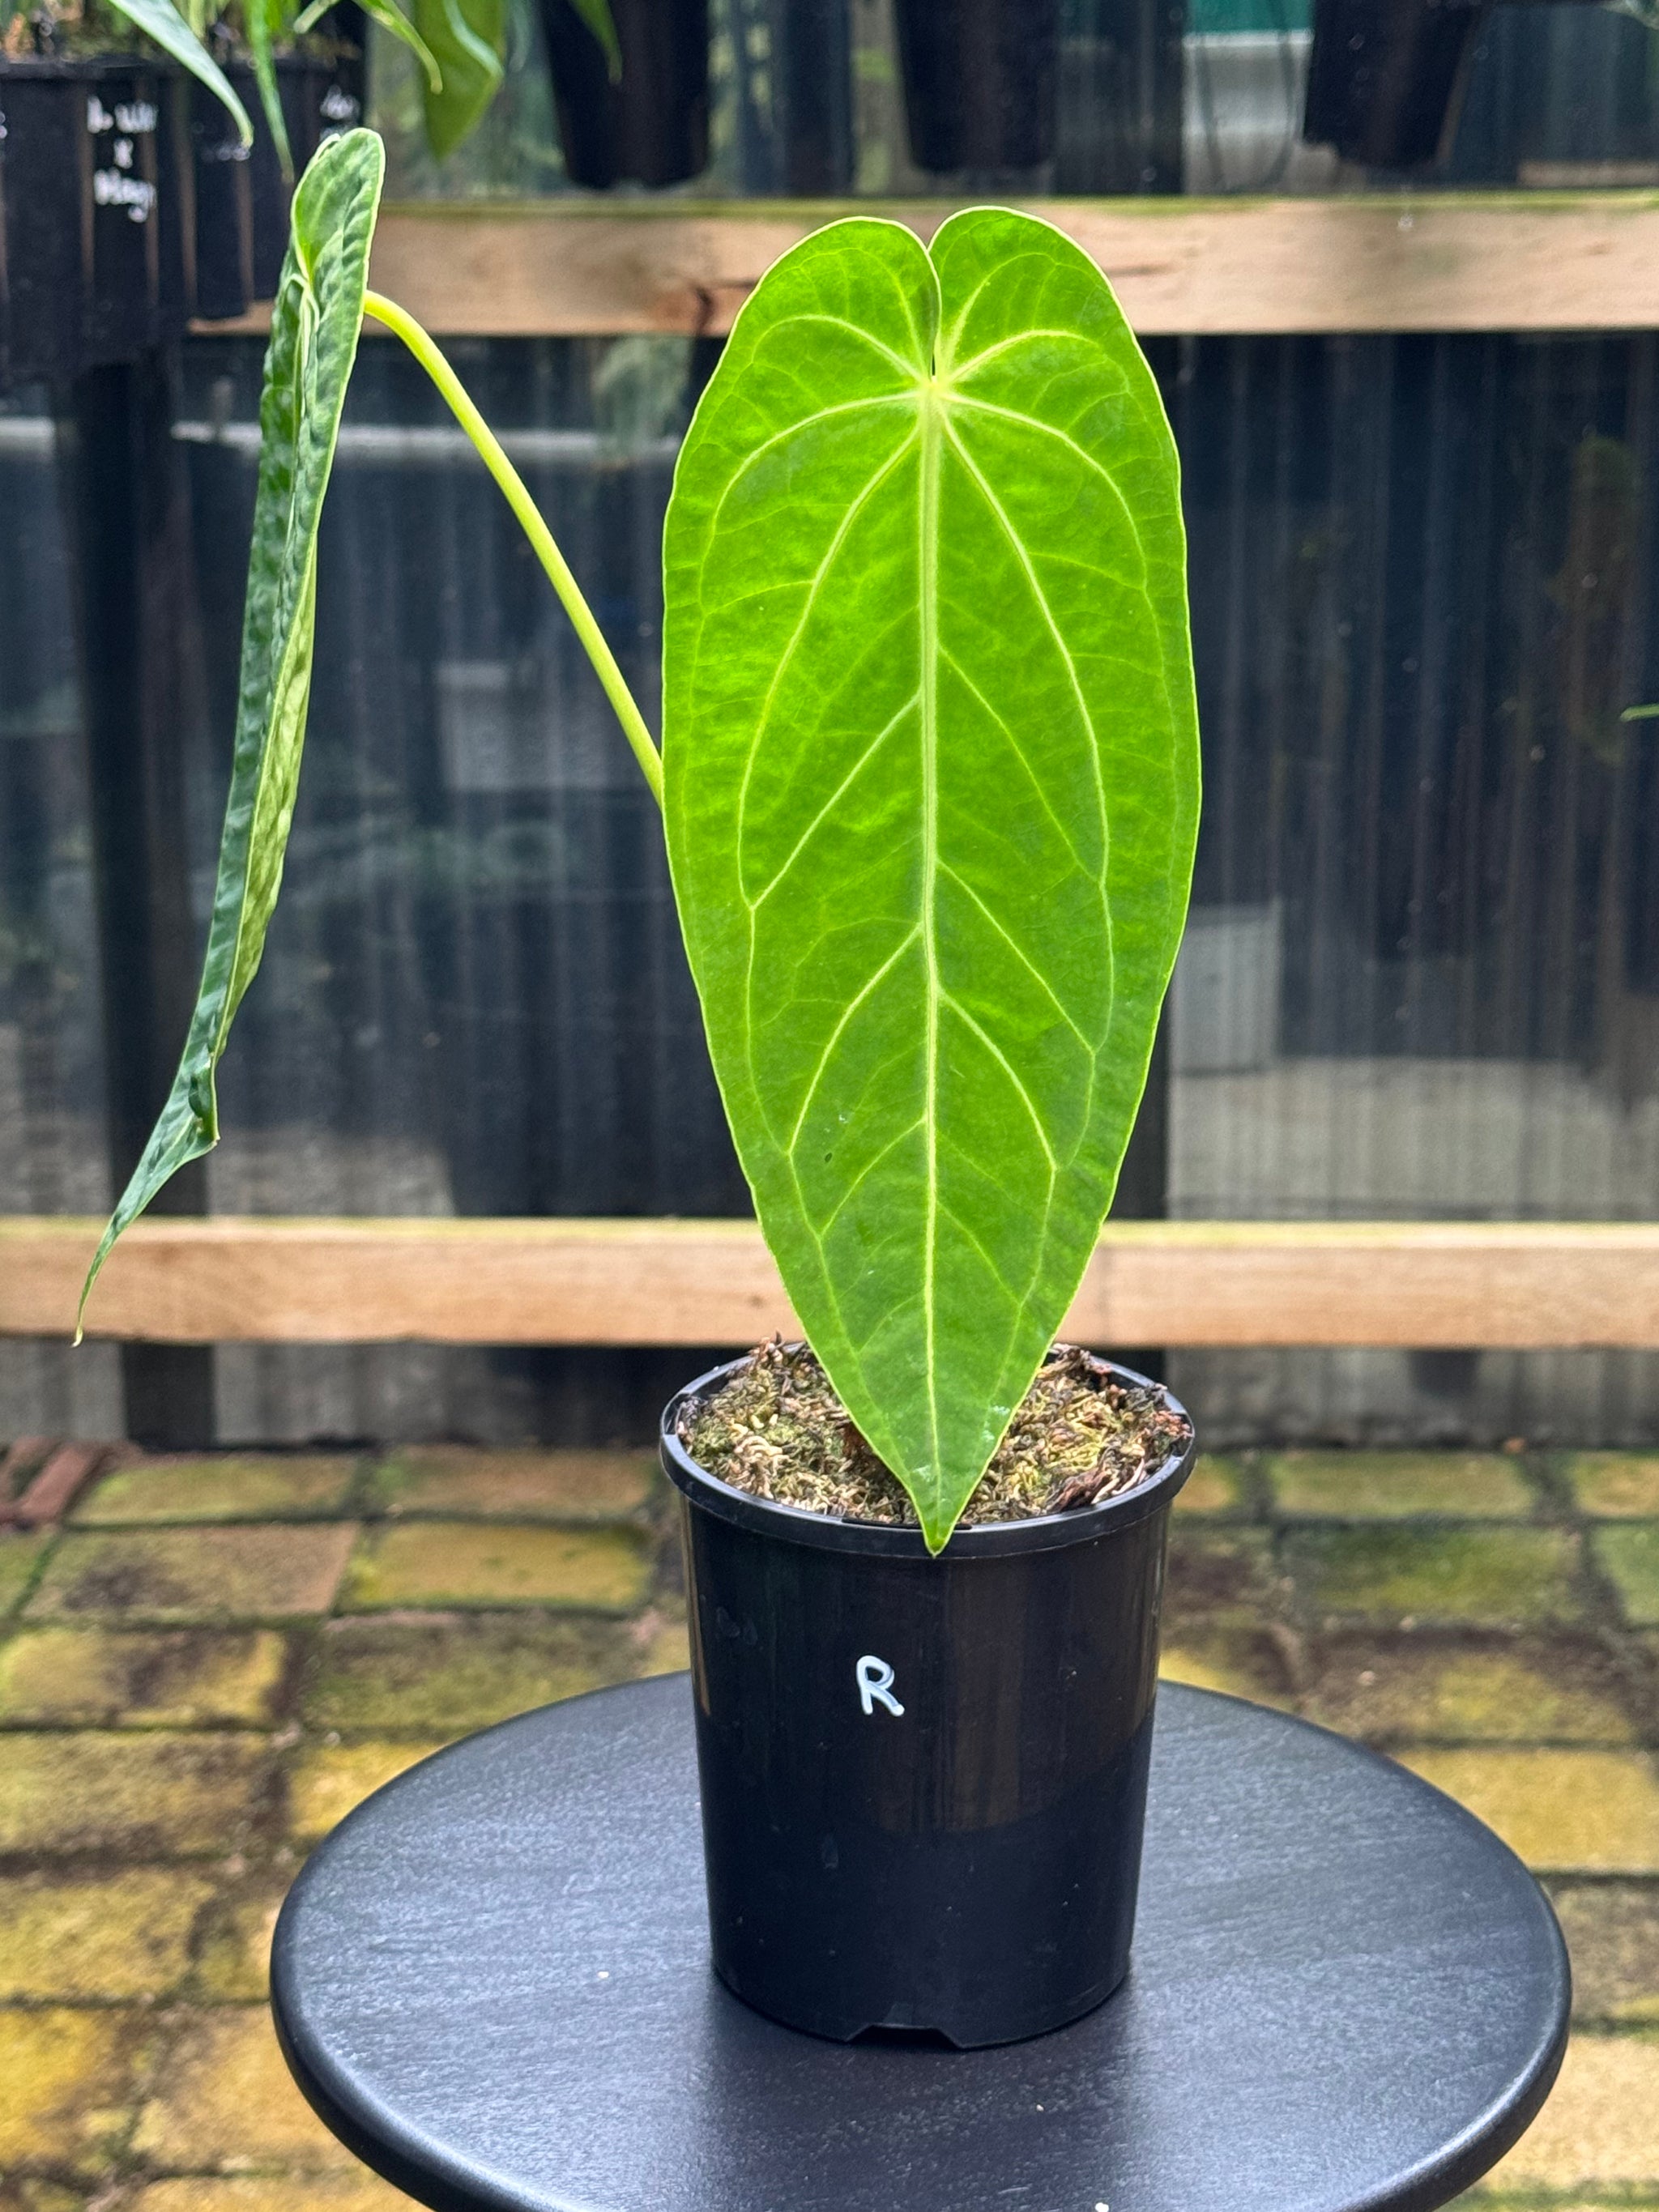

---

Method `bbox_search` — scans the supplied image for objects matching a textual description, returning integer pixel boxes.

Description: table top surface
[271,1675,1569,2212]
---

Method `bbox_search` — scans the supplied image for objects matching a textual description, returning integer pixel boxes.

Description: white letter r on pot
[856,1655,904,1718]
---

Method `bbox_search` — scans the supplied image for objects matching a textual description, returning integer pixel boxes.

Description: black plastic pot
[1303,0,1486,167]
[892,0,1060,174]
[661,1353,1196,2048]
[191,52,342,321]
[0,56,183,390]
[539,0,708,189]
[729,0,854,195]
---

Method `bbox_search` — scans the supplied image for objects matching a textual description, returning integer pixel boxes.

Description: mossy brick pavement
[2,1443,1658,2208]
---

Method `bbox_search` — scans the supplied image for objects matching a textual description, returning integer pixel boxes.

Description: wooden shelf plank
[198,195,1659,339]
[15,1215,1659,1348]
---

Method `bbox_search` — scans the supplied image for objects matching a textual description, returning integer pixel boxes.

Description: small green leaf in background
[102,0,254,143]
[413,0,505,160]
[663,211,1200,1549]
[301,0,446,92]
[245,0,292,179]
[78,129,386,1336]
[567,0,621,79]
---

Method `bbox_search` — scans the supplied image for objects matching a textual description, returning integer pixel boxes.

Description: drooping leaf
[78,129,385,1336]
[102,0,254,143]
[413,0,505,160]
[245,0,292,181]
[297,0,446,93]
[663,210,1199,1549]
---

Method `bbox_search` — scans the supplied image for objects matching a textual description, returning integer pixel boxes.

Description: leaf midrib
[919,377,943,1499]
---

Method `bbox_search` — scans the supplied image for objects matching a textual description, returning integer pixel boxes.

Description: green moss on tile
[343,1523,649,1613]
[131,2010,355,2171]
[0,1732,269,1855]
[132,2180,415,2212]
[0,1869,213,2001]
[633,1611,691,1677]
[1398,1750,1659,1873]
[1595,1524,1659,1627]
[1267,1451,1533,1520]
[0,2006,151,2171]
[25,1525,356,1624]
[1478,2031,1659,2191]
[194,1874,293,2001]
[1565,1453,1659,1519]
[1158,1626,1295,1707]
[1549,1883,1659,2023]
[288,1741,446,1844]
[0,1530,52,1620]
[1303,1634,1636,1744]
[0,2179,85,2212]
[303,1613,634,1733]
[371,1447,653,1522]
[1171,1455,1250,1517]
[72,1454,359,1525]
[1164,1528,1280,1628]
[0,1626,289,1726]
[1286,1525,1582,1626]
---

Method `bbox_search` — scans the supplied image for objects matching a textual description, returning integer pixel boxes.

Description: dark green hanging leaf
[663,211,1200,1549]
[566,0,621,79]
[103,0,254,143]
[77,130,386,1336]
[245,0,292,181]
[413,0,505,160]
[295,0,446,92]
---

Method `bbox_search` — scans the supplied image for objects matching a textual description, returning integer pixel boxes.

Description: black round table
[271,1676,1569,2212]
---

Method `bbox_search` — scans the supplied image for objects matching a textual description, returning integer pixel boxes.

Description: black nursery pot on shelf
[1303,0,1486,167]
[892,0,1060,174]
[661,1355,1196,2049]
[0,57,181,390]
[539,0,708,188]
[191,52,346,321]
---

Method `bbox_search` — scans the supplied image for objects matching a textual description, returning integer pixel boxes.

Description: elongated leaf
[413,0,504,160]
[103,0,254,143]
[663,211,1199,1549]
[78,129,385,1336]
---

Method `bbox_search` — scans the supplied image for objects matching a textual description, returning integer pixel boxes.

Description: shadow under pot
[539,0,708,189]
[892,0,1060,174]
[661,1355,1196,2049]
[0,56,181,390]
[191,52,346,320]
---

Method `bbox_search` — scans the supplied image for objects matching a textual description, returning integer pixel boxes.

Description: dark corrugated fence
[7,329,1659,1443]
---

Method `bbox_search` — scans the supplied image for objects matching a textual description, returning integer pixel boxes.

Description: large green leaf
[413,0,505,160]
[77,129,385,1336]
[663,210,1199,1549]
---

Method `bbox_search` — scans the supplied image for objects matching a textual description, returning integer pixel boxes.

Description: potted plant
[1302,0,1486,166]
[0,0,252,382]
[538,0,704,188]
[893,0,1060,175]
[188,5,361,318]
[79,126,1201,2045]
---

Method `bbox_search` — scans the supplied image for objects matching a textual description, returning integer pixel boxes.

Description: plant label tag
[855,1655,903,1719]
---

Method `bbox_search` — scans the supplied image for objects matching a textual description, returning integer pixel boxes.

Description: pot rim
[659,1348,1196,1558]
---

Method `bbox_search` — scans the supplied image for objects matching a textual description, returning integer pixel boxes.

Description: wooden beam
[190,194,1659,342]
[14,1217,1659,1349]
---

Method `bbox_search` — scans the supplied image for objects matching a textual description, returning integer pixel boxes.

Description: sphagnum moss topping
[682,1340,1190,1528]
